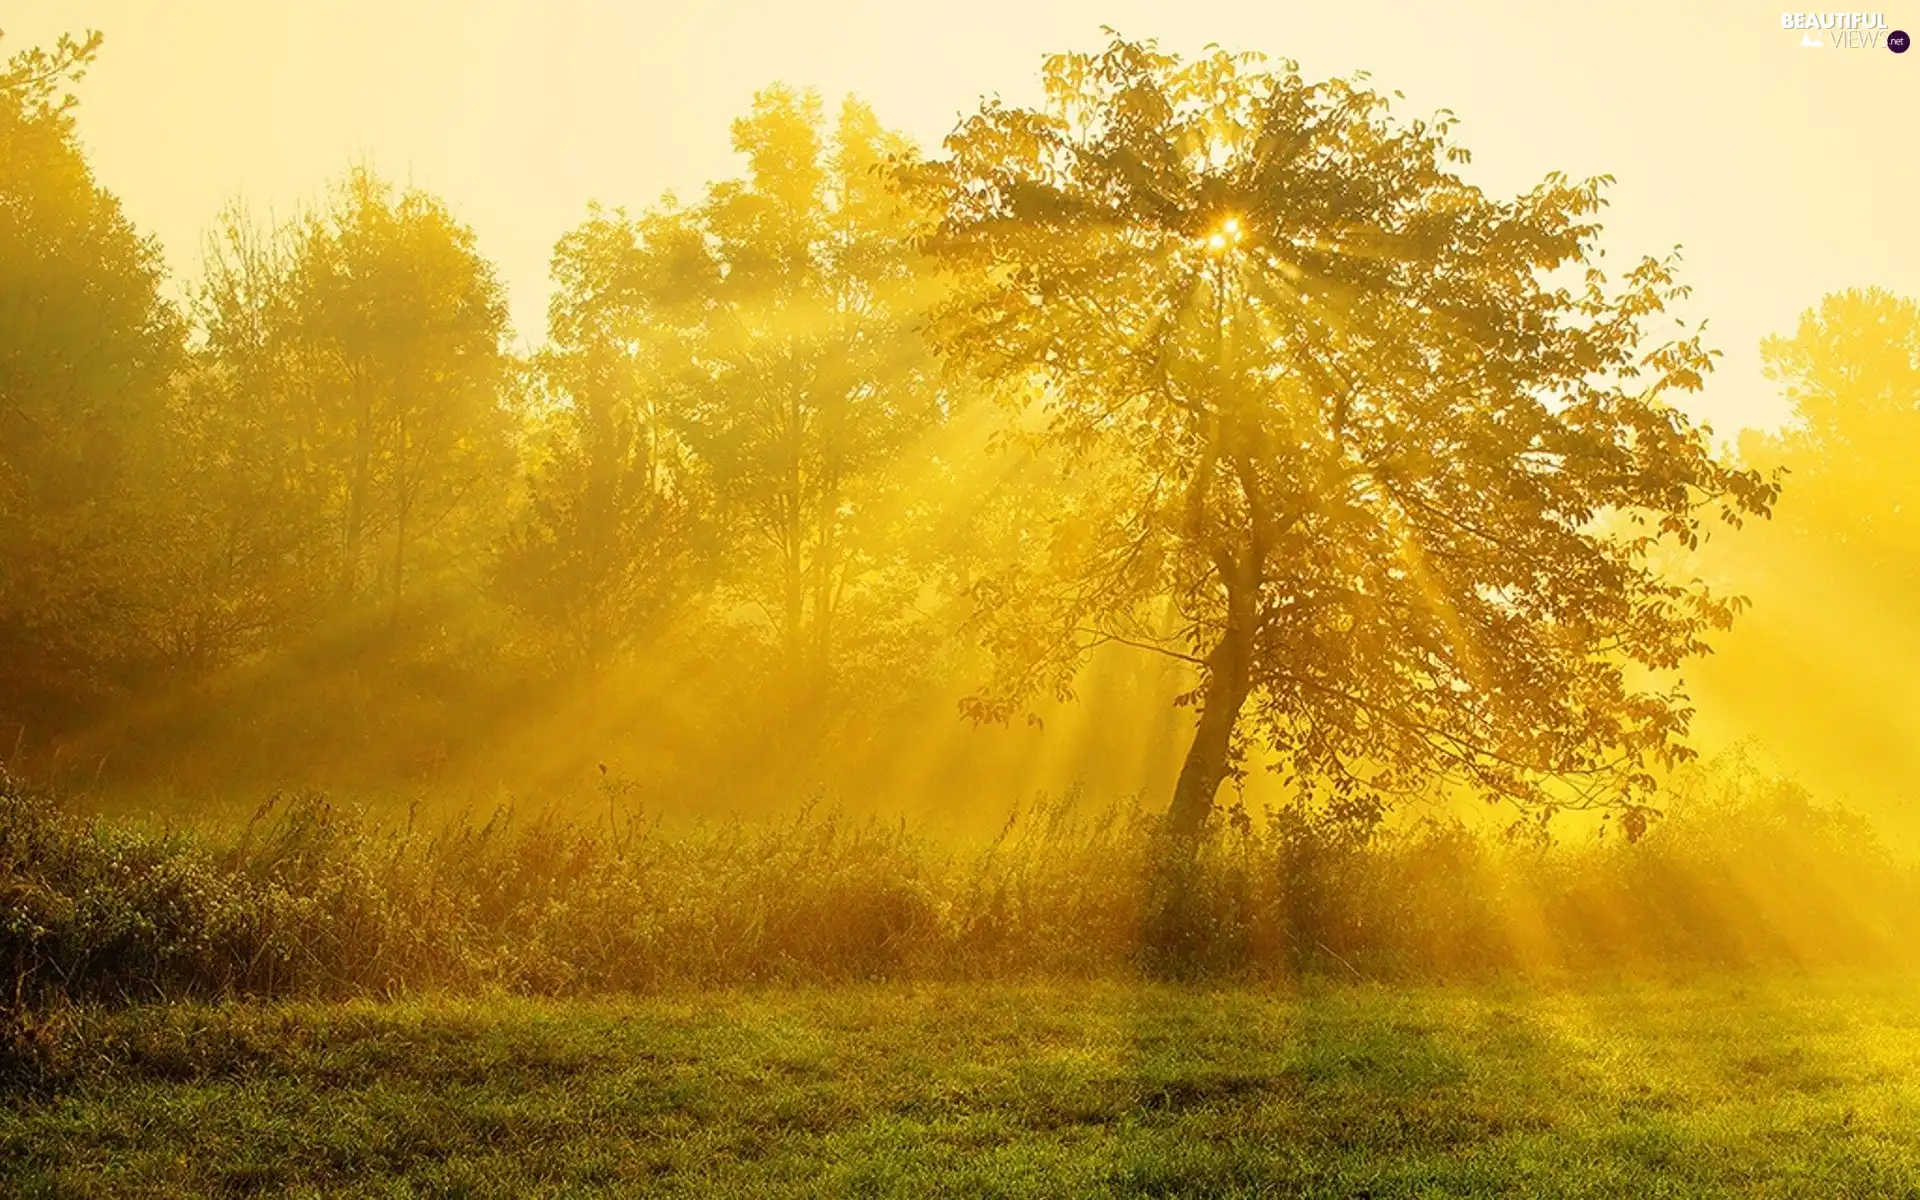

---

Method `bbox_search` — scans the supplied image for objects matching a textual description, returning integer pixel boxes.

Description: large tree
[921,38,1776,835]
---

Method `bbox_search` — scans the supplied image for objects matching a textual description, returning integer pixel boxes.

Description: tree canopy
[1692,288,1920,817]
[918,38,1778,834]
[0,30,182,729]
[1753,287,1920,589]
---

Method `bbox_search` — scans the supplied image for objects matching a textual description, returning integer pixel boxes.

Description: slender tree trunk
[342,387,372,603]
[784,539,804,669]
[390,492,409,635]
[1144,618,1251,979]
[1146,564,1255,977]
[810,474,839,689]
[390,401,412,636]
[343,462,366,601]
[784,387,806,674]
[1168,258,1255,838]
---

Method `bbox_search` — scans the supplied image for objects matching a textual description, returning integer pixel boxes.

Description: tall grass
[3,754,1913,1038]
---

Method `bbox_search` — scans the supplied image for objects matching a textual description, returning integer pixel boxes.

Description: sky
[9,0,1916,435]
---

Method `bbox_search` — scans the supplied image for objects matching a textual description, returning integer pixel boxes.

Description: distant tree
[921,38,1777,836]
[1749,287,1920,588]
[141,207,333,675]
[157,172,515,672]
[284,169,516,623]
[674,89,950,696]
[496,206,713,668]
[1690,288,1920,811]
[0,30,184,731]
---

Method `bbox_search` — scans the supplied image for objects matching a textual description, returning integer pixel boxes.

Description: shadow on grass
[8,975,1920,1197]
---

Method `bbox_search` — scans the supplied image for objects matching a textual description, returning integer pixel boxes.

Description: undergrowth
[3,756,1914,1088]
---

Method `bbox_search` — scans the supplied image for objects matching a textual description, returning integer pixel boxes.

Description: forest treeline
[4,30,1918,827]
[4,33,994,801]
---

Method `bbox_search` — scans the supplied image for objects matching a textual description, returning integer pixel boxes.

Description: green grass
[9,973,1920,1197]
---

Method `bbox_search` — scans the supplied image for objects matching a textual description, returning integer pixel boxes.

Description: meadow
[6,763,1920,1195]
[10,974,1920,1197]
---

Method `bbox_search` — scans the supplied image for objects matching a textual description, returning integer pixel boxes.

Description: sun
[1204,215,1245,254]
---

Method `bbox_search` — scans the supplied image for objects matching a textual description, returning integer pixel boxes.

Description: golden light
[1203,215,1246,255]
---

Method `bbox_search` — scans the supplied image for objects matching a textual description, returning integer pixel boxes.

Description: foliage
[917,36,1779,832]
[1694,288,1920,819]
[278,168,518,615]
[667,89,955,701]
[0,29,184,730]
[491,88,972,788]
[495,206,713,667]
[1741,286,1920,599]
[145,207,331,674]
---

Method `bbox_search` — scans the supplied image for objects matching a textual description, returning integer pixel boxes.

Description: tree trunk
[1165,622,1252,838]
[342,386,372,603]
[390,492,409,636]
[784,542,805,670]
[810,474,839,690]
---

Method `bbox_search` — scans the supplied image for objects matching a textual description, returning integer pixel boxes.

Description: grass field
[8,972,1920,1197]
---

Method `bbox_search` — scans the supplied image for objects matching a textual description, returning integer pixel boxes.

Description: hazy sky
[11,0,1916,433]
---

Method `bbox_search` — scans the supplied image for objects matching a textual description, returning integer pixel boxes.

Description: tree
[151,172,515,674]
[284,169,516,624]
[0,29,184,732]
[920,38,1776,836]
[1751,287,1920,588]
[675,88,949,697]
[496,205,713,668]
[1692,288,1920,815]
[142,206,333,676]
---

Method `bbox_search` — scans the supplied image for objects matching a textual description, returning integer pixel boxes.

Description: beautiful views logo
[1781,11,1908,48]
